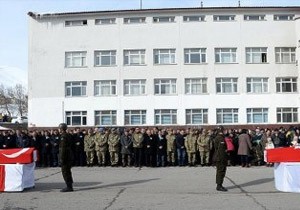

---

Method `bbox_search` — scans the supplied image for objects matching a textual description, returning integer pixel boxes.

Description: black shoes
[216,185,228,192]
[61,184,74,192]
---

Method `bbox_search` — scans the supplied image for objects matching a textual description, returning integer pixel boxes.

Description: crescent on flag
[2,148,30,159]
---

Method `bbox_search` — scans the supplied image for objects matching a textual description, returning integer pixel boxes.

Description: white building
[28,6,300,128]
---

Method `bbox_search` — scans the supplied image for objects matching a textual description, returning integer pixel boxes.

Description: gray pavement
[1,166,300,210]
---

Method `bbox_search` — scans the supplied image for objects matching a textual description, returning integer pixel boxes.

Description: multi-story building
[28,6,300,128]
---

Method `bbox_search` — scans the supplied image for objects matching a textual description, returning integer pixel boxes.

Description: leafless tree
[0,84,13,116]
[13,84,28,116]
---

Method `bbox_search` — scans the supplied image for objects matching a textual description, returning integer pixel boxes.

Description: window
[124,80,146,95]
[183,16,205,22]
[124,17,146,24]
[276,78,297,93]
[65,81,87,97]
[275,47,296,63]
[65,51,87,68]
[274,14,294,21]
[216,78,238,94]
[95,110,116,126]
[247,108,268,123]
[153,16,175,23]
[216,109,238,124]
[185,78,207,94]
[246,48,267,63]
[65,20,87,27]
[154,79,176,95]
[95,18,116,25]
[246,78,268,93]
[186,109,208,124]
[154,49,176,64]
[184,48,206,64]
[124,110,146,125]
[215,48,237,63]
[244,15,265,21]
[94,80,116,96]
[124,50,145,65]
[94,50,116,66]
[66,111,87,126]
[213,15,235,21]
[155,109,177,125]
[277,108,298,123]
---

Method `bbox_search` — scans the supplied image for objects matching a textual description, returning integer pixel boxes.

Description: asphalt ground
[1,165,300,210]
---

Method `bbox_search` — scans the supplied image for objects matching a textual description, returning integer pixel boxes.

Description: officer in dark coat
[73,128,85,166]
[59,123,74,192]
[41,131,52,167]
[144,129,156,167]
[214,126,228,192]
[50,130,60,167]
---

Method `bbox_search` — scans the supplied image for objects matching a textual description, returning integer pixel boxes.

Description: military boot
[216,184,228,192]
[60,183,73,192]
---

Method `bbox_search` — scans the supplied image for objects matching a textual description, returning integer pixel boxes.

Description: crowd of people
[0,126,299,168]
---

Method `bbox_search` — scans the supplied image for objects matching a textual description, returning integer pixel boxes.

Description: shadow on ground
[30,178,160,192]
[226,178,274,190]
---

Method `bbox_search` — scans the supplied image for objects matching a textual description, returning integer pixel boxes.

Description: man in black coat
[50,129,60,167]
[156,130,167,167]
[144,129,156,167]
[73,128,85,166]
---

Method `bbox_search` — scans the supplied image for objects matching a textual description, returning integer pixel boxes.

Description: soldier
[50,129,60,167]
[185,129,197,166]
[132,127,144,167]
[166,129,176,166]
[84,128,95,167]
[94,128,108,166]
[58,123,74,192]
[197,129,212,166]
[73,128,85,166]
[108,128,120,166]
[41,131,52,167]
[176,130,186,166]
[120,129,133,167]
[213,126,228,192]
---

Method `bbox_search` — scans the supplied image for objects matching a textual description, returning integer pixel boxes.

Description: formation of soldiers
[0,126,298,168]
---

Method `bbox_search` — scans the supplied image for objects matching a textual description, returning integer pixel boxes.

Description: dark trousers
[61,164,73,185]
[216,161,227,185]
[52,151,59,167]
[74,149,85,166]
[134,148,143,167]
[240,155,249,166]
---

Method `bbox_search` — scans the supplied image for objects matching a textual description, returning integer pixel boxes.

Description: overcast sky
[0,0,299,85]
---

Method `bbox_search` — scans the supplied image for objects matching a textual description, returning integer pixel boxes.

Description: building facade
[28,7,300,128]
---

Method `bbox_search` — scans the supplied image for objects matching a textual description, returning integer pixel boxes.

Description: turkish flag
[0,148,36,164]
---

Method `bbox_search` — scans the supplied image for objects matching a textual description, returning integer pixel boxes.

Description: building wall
[28,8,300,127]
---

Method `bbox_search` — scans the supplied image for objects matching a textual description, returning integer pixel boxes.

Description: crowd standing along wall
[28,7,300,128]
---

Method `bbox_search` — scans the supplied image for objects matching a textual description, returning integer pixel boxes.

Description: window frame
[186,109,208,125]
[66,111,87,126]
[124,49,146,65]
[95,110,117,126]
[216,108,239,124]
[247,108,269,123]
[216,78,238,94]
[185,78,208,95]
[153,16,175,23]
[246,78,269,93]
[94,80,117,96]
[277,108,298,123]
[65,51,87,68]
[65,20,87,27]
[94,50,116,67]
[183,15,205,22]
[184,48,207,64]
[95,18,116,25]
[276,77,297,93]
[244,15,266,21]
[154,49,176,65]
[124,79,146,96]
[215,48,237,63]
[246,47,268,64]
[213,15,235,21]
[65,81,87,97]
[154,79,177,95]
[124,110,147,125]
[154,109,177,125]
[124,17,146,24]
[274,14,294,21]
[275,47,296,64]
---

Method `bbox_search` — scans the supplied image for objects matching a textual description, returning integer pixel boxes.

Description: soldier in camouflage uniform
[184,129,197,166]
[108,128,120,166]
[94,128,108,166]
[132,127,144,167]
[84,128,95,167]
[166,129,176,166]
[197,129,212,166]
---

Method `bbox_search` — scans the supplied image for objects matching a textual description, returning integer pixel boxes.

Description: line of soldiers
[0,126,298,168]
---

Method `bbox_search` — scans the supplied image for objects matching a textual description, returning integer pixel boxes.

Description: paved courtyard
[1,166,300,210]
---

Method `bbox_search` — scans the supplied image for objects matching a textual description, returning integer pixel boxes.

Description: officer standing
[185,129,197,167]
[108,128,120,167]
[94,128,108,167]
[84,128,95,167]
[214,126,228,192]
[58,123,74,192]
[166,129,176,166]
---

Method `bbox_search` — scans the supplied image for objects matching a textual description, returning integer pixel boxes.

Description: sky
[0,0,299,87]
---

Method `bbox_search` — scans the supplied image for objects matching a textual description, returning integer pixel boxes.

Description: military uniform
[184,133,197,166]
[84,133,95,166]
[197,132,211,166]
[132,132,144,167]
[59,127,74,192]
[166,132,176,166]
[94,132,108,166]
[108,131,120,166]
[214,131,228,191]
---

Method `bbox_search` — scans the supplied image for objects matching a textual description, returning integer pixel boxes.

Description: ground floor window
[155,109,177,125]
[277,108,298,123]
[124,110,146,125]
[66,111,87,126]
[95,110,116,126]
[186,109,208,124]
[247,108,268,123]
[216,108,238,124]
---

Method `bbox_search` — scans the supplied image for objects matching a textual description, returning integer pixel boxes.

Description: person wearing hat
[213,126,228,192]
[58,123,74,192]
[94,127,108,166]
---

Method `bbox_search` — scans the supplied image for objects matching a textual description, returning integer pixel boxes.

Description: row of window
[65,14,295,26]
[65,47,296,68]
[65,107,298,126]
[65,77,298,97]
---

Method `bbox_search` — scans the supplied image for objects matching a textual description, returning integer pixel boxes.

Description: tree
[0,84,13,116]
[13,84,28,116]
